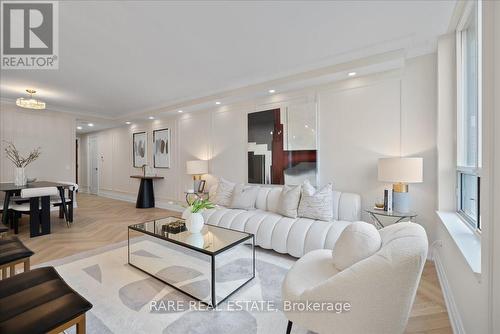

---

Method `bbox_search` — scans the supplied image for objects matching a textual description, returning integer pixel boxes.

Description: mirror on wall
[247,103,317,186]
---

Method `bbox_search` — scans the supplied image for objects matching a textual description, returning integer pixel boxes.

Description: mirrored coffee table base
[128,217,255,307]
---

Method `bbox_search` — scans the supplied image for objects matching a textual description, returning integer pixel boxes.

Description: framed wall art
[153,128,171,168]
[133,131,147,167]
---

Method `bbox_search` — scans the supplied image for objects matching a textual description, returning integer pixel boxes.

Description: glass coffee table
[128,217,255,307]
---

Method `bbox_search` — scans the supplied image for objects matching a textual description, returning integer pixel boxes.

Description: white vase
[14,167,27,186]
[186,212,204,233]
[181,207,192,220]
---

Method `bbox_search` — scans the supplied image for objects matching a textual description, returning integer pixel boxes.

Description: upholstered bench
[0,266,93,334]
[0,236,34,279]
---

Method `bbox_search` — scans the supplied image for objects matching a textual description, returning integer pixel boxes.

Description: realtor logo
[1,1,59,69]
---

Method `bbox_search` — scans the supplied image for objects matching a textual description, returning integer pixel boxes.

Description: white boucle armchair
[282,222,428,334]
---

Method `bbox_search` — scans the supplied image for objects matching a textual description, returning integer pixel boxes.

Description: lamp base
[393,191,410,213]
[193,180,202,193]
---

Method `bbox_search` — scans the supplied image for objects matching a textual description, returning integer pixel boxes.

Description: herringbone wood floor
[8,193,452,333]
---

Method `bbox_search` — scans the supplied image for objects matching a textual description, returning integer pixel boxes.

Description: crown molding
[118,49,407,121]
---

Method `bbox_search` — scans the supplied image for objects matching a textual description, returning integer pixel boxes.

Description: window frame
[455,0,482,232]
[456,170,481,230]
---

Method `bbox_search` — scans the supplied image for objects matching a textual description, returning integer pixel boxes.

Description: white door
[89,136,99,194]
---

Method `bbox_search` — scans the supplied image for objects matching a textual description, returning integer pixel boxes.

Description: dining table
[0,181,73,237]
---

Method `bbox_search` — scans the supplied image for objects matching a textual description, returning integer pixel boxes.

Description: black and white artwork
[133,132,147,167]
[153,128,170,168]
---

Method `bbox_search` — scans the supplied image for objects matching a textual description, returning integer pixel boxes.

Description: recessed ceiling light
[88,123,94,127]
[125,121,131,125]
[215,101,221,105]
[148,116,155,120]
[77,126,82,130]
[268,89,276,93]
[178,110,183,113]
[348,72,357,77]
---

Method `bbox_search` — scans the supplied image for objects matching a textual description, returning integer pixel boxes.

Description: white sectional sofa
[202,185,362,258]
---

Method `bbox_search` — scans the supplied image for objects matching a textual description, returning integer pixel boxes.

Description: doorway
[75,138,79,187]
[89,136,99,195]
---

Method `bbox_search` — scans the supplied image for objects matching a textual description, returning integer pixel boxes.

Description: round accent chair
[282,222,428,334]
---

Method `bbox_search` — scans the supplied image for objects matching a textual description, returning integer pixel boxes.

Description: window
[456,1,481,230]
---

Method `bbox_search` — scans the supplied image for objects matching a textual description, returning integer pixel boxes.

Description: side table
[365,209,417,229]
[184,191,209,205]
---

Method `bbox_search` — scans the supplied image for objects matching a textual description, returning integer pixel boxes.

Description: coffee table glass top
[129,217,252,255]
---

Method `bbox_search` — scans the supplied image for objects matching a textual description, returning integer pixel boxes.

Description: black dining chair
[51,181,78,225]
[9,187,59,235]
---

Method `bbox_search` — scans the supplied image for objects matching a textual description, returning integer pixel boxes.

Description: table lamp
[186,160,208,192]
[378,157,423,213]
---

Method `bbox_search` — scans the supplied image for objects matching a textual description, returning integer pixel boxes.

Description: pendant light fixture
[16,89,46,110]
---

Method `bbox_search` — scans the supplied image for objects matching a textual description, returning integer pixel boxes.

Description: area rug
[37,239,312,334]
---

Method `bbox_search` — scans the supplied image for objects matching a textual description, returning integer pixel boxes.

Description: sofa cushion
[267,187,282,213]
[229,184,259,210]
[277,185,302,218]
[255,187,271,210]
[298,181,333,221]
[213,178,235,207]
[332,221,381,270]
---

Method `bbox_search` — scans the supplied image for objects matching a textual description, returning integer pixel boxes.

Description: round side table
[365,209,417,229]
[184,192,209,206]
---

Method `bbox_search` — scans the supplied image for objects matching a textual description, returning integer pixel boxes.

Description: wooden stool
[0,236,33,279]
[0,266,93,334]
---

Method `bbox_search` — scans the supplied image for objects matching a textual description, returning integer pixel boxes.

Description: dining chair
[0,202,8,237]
[52,181,78,224]
[9,187,59,234]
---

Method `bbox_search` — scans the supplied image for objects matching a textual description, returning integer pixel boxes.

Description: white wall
[491,1,500,333]
[493,1,500,331]
[431,2,500,332]
[433,32,489,334]
[0,101,76,183]
[80,54,438,228]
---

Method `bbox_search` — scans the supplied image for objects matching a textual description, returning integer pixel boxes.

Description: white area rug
[38,240,312,334]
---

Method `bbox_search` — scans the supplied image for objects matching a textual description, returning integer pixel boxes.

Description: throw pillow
[213,178,235,207]
[277,185,302,218]
[298,180,333,221]
[229,184,260,210]
[332,222,381,270]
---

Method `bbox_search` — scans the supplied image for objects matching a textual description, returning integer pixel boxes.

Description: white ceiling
[1,0,456,123]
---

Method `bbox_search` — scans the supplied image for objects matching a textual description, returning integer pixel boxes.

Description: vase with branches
[4,141,41,186]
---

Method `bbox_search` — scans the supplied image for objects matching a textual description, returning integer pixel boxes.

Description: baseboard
[97,189,184,212]
[433,250,466,334]
[79,186,89,193]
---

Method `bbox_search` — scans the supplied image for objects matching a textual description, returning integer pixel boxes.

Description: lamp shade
[378,157,423,183]
[186,160,208,175]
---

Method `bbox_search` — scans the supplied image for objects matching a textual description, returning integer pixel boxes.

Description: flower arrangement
[189,198,215,213]
[4,141,41,167]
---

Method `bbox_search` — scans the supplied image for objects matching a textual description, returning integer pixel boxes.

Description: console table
[130,176,164,208]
